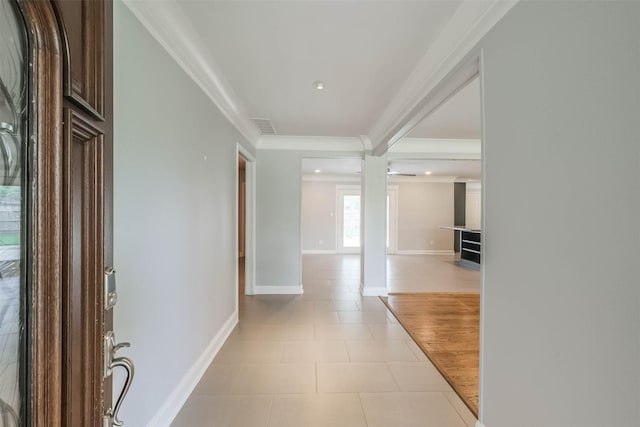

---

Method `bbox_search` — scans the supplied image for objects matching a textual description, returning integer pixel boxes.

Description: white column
[360,154,387,296]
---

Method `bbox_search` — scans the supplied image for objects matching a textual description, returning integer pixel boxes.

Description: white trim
[253,285,304,295]
[237,144,256,297]
[336,187,362,254]
[145,311,238,427]
[122,1,260,146]
[386,186,398,254]
[257,135,364,152]
[475,422,487,427]
[388,138,481,159]
[369,0,518,153]
[302,250,337,255]
[360,285,388,297]
[302,174,361,183]
[478,49,487,421]
[395,250,455,255]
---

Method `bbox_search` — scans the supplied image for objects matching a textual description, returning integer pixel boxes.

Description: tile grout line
[264,394,275,427]
[357,393,371,427]
[385,361,403,391]
[402,339,420,362]
[440,391,468,427]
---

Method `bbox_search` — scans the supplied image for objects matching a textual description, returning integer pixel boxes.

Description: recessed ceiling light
[425,171,432,175]
[312,80,325,90]
[314,169,321,173]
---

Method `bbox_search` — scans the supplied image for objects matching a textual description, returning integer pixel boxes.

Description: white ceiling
[301,157,480,180]
[388,159,480,179]
[407,77,481,139]
[181,1,463,137]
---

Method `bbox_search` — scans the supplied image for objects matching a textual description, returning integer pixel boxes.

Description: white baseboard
[145,310,238,427]
[395,249,455,255]
[254,285,304,295]
[360,284,388,296]
[475,421,487,427]
[301,249,337,255]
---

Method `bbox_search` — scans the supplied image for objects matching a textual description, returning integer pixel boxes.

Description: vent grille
[251,118,276,135]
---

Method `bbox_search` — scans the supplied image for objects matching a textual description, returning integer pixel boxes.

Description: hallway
[171,256,476,426]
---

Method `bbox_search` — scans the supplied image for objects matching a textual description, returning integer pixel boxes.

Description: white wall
[301,181,340,252]
[301,179,454,253]
[478,2,640,426]
[256,151,361,289]
[113,2,254,425]
[396,182,454,252]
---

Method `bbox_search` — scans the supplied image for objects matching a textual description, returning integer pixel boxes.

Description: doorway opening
[382,73,483,418]
[236,144,256,310]
[238,156,246,298]
[300,157,362,289]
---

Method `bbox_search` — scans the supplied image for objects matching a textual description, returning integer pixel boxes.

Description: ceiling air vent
[251,118,276,135]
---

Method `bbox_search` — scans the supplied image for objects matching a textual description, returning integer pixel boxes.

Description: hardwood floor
[381,293,480,417]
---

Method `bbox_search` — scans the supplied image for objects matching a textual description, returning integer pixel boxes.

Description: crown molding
[387,138,481,159]
[122,0,261,147]
[368,0,518,153]
[257,135,365,152]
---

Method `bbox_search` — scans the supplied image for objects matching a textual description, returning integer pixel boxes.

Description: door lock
[104,267,117,310]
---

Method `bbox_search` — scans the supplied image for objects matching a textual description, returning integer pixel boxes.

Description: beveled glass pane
[0,0,28,423]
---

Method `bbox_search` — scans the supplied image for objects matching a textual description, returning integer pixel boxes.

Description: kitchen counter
[441,226,481,269]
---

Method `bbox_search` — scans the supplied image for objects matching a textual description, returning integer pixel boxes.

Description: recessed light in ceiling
[314,169,321,173]
[312,80,325,90]
[425,171,432,175]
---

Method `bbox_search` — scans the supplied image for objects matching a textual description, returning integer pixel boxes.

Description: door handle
[110,354,134,426]
[103,332,134,426]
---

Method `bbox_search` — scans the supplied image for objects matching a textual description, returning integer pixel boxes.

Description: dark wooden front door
[10,0,118,425]
[54,0,116,425]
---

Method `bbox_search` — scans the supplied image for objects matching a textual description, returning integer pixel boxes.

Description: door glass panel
[343,195,360,248]
[0,0,28,423]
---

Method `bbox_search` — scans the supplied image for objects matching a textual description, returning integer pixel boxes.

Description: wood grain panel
[18,1,65,424]
[381,293,480,416]
[61,109,104,426]
[54,0,105,119]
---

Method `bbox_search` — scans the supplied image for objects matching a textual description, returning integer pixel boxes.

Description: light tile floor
[172,255,477,427]
[386,254,480,293]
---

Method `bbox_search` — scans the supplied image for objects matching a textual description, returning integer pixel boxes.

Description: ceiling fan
[386,167,416,177]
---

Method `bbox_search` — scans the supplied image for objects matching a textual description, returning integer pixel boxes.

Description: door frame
[17,1,64,424]
[335,185,362,254]
[236,143,256,302]
[386,185,398,254]
[375,50,485,418]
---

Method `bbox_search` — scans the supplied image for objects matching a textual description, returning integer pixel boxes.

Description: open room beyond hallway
[387,254,480,294]
[171,255,476,427]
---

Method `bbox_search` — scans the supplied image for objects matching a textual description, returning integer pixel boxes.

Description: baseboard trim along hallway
[360,284,389,296]
[253,285,304,294]
[145,310,239,427]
